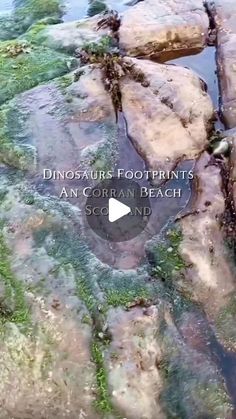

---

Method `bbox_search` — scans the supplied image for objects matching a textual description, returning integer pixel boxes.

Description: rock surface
[0,40,77,105]
[119,0,209,58]
[121,57,214,174]
[106,306,165,419]
[24,15,112,53]
[207,0,236,128]
[225,127,236,207]
[0,65,117,171]
[179,153,236,349]
[1,2,236,418]
[106,304,233,419]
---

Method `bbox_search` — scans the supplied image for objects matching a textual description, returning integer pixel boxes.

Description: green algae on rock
[0,40,77,104]
[151,227,186,282]
[91,341,113,413]
[0,64,119,175]
[160,319,233,419]
[15,0,63,21]
[0,0,63,41]
[87,0,108,17]
[0,229,30,326]
[23,16,113,54]
[0,100,35,170]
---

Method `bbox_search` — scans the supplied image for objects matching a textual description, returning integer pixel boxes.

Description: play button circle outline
[85,177,151,242]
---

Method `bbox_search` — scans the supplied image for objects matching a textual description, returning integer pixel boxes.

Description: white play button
[86,178,151,242]
[108,198,131,223]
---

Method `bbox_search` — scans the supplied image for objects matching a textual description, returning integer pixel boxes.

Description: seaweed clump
[76,42,149,115]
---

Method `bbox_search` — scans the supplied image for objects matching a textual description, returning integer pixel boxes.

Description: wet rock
[207,0,236,128]
[0,175,154,417]
[0,185,101,418]
[159,309,233,418]
[87,0,108,17]
[0,310,99,419]
[119,0,209,58]
[106,305,165,419]
[224,127,236,207]
[25,15,113,54]
[0,65,118,171]
[178,152,236,349]
[120,58,214,174]
[212,138,231,155]
[106,304,233,418]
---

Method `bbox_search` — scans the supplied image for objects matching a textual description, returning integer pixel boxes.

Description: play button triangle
[108,198,131,223]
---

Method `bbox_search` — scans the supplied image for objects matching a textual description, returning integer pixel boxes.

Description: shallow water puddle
[0,0,13,14]
[80,114,193,269]
[63,0,130,21]
[30,104,193,269]
[0,0,130,21]
[63,0,89,21]
[166,46,224,130]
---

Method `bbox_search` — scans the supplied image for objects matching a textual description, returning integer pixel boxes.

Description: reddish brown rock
[120,58,214,174]
[224,127,236,208]
[180,153,234,312]
[207,0,236,128]
[119,0,209,58]
[106,306,165,419]
[177,152,236,349]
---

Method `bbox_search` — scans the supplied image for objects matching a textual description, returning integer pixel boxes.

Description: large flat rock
[119,0,209,58]
[207,0,236,128]
[120,58,214,174]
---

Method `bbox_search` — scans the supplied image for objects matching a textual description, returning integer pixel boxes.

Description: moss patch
[0,230,30,326]
[15,0,63,22]
[87,0,108,17]
[152,227,186,281]
[0,15,23,41]
[91,341,113,413]
[106,288,150,308]
[80,35,115,61]
[84,122,118,173]
[0,100,35,170]
[76,271,97,313]
[21,20,49,44]
[0,39,77,104]
[56,73,74,92]
[216,294,236,350]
